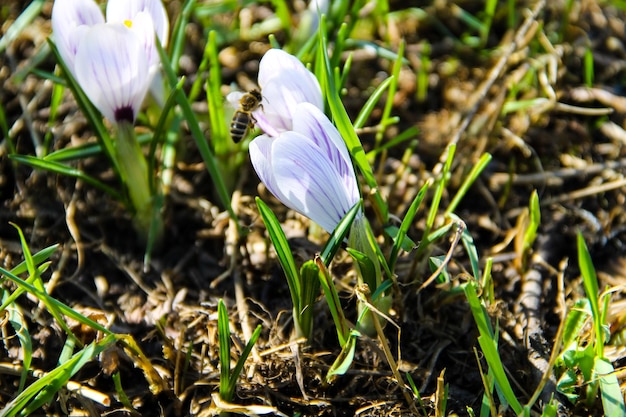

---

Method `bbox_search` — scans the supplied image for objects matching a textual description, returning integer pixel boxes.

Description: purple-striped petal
[51,0,104,72]
[74,23,150,124]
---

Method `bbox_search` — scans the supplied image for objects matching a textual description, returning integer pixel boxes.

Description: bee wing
[226,91,244,108]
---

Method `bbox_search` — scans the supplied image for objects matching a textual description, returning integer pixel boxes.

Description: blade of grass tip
[206,30,230,155]
[317,15,388,223]
[319,201,361,267]
[0,245,58,312]
[0,0,44,53]
[47,40,119,175]
[217,299,232,401]
[9,154,123,201]
[445,153,492,216]
[353,76,394,130]
[168,0,196,74]
[226,324,262,400]
[256,197,301,314]
[156,39,238,224]
[388,180,430,273]
[366,127,419,158]
[577,233,604,357]
[452,214,481,281]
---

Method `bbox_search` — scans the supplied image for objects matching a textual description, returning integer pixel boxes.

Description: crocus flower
[249,102,360,234]
[227,49,323,137]
[73,22,152,124]
[51,0,168,91]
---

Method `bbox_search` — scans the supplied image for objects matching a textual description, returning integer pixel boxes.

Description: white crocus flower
[249,102,360,234]
[74,23,152,124]
[51,0,104,72]
[227,49,323,137]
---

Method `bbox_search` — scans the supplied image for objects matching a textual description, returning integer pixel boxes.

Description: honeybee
[230,89,263,143]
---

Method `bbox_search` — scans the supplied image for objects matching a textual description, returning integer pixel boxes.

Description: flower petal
[291,103,358,201]
[268,132,359,233]
[254,49,323,135]
[74,23,150,123]
[51,0,104,72]
[106,0,169,46]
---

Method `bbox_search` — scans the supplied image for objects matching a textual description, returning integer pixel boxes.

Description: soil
[1,0,626,416]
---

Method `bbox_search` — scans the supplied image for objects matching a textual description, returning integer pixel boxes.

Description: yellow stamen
[124,19,133,28]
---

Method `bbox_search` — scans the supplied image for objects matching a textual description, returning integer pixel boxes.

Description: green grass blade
[595,357,626,417]
[577,233,604,356]
[388,181,430,272]
[2,290,32,393]
[319,201,361,268]
[226,324,262,400]
[317,16,388,223]
[445,153,492,216]
[353,76,394,130]
[326,330,358,383]
[9,154,123,201]
[6,335,115,417]
[298,261,321,339]
[217,299,232,400]
[157,39,237,223]
[169,0,195,74]
[256,197,301,314]
[465,283,522,414]
[316,256,349,347]
[205,30,230,154]
[0,0,44,54]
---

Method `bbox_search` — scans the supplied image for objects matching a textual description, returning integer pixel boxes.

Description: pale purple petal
[254,49,323,136]
[291,103,359,203]
[51,0,104,72]
[258,50,321,103]
[250,131,359,233]
[106,0,169,46]
[249,134,282,199]
[74,23,150,123]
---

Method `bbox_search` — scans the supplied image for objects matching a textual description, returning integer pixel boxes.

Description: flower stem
[115,121,162,244]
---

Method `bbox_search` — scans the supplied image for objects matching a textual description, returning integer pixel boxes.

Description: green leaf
[217,299,231,400]
[226,325,262,401]
[388,180,429,272]
[577,233,604,356]
[317,16,388,223]
[256,197,301,314]
[326,330,358,384]
[9,154,123,201]
[320,201,361,267]
[595,357,626,417]
[157,38,238,224]
[316,256,350,347]
[298,261,321,340]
